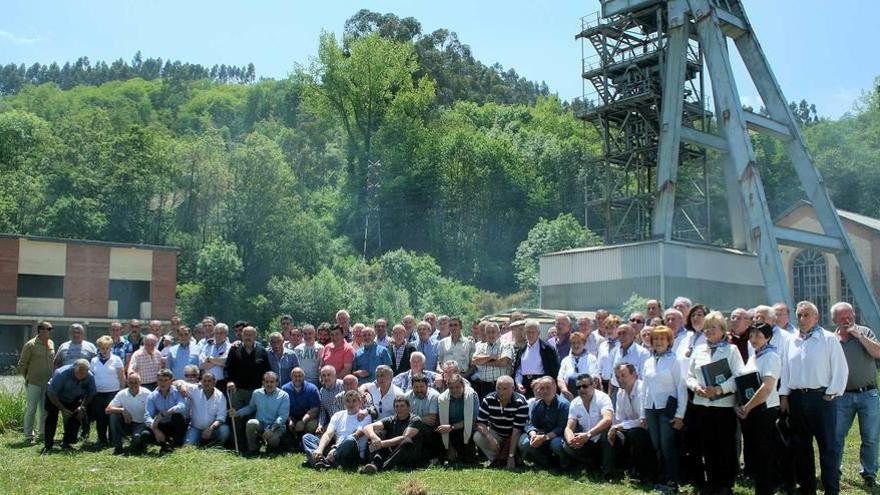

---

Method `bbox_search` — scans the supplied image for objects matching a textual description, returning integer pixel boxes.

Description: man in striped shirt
[473,375,529,470]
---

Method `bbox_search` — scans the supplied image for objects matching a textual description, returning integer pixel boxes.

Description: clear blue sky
[3,1,878,118]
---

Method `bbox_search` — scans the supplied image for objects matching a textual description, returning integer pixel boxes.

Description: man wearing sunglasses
[562,373,614,476]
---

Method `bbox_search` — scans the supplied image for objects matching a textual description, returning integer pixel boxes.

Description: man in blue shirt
[231,371,290,455]
[165,326,199,381]
[519,376,570,468]
[415,322,439,373]
[282,367,320,449]
[43,359,96,453]
[353,327,392,385]
[267,332,299,387]
[137,368,187,453]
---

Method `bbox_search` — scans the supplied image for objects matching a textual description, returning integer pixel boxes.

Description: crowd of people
[15,298,880,494]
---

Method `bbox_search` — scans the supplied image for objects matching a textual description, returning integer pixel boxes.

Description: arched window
[792,249,829,323]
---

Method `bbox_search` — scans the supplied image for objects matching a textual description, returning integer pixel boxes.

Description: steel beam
[734,18,880,330]
[773,226,845,253]
[651,0,690,241]
[743,110,792,140]
[686,0,792,305]
[601,0,665,17]
[680,126,728,152]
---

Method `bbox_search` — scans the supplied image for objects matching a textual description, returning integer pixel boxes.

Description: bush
[0,389,25,434]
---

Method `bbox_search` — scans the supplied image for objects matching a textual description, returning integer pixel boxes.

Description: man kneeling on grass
[106,372,149,455]
[302,390,371,469]
[43,359,96,454]
[360,395,423,474]
[229,371,289,456]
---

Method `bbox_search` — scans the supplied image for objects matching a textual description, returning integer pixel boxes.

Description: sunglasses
[629,318,644,324]
[577,383,593,389]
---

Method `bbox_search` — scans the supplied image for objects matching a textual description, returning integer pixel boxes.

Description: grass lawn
[0,421,873,495]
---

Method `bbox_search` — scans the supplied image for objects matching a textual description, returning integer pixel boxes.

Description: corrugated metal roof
[0,233,179,252]
[838,210,880,233]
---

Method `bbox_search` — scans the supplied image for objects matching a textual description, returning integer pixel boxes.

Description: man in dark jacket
[225,326,271,410]
[513,320,560,398]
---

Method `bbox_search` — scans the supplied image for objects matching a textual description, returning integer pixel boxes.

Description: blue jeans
[518,434,565,467]
[184,424,231,447]
[836,389,880,478]
[790,389,841,495]
[302,434,363,468]
[645,407,679,485]
[109,414,147,449]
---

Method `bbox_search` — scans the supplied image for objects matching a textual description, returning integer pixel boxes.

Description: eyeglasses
[629,318,644,324]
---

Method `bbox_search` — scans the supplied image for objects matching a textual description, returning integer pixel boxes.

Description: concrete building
[0,234,177,367]
[539,204,880,325]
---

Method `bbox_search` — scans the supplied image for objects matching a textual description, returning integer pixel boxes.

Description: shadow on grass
[5,439,37,449]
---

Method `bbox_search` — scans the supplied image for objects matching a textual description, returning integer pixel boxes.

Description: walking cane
[230,410,240,455]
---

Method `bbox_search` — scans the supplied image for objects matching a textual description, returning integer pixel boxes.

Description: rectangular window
[17,274,64,298]
[109,280,151,319]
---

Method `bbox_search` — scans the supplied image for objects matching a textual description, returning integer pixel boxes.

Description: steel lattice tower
[577,0,880,330]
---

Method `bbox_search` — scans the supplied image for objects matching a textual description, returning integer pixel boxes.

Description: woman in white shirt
[557,331,599,401]
[90,335,125,448]
[735,323,782,495]
[686,311,744,495]
[641,326,687,492]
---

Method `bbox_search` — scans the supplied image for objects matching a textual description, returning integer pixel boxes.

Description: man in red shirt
[320,325,354,377]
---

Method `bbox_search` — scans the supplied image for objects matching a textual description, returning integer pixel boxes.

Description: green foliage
[621,293,650,319]
[514,213,603,293]
[194,239,245,322]
[0,390,25,433]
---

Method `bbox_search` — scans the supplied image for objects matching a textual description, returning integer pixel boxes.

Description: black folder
[699,359,733,401]
[735,371,767,411]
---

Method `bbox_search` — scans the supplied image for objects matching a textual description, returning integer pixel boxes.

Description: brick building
[0,234,177,368]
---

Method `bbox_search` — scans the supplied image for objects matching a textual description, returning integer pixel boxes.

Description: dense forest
[1,9,879,329]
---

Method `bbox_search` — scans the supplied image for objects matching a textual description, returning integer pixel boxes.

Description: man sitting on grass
[360,395,423,474]
[302,390,371,469]
[138,368,187,453]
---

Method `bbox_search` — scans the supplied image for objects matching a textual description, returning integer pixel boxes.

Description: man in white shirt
[576,316,605,358]
[199,323,231,391]
[663,309,689,359]
[178,372,229,447]
[436,318,476,377]
[609,324,650,393]
[302,390,371,468]
[609,363,654,481]
[106,372,149,455]
[562,373,614,476]
[360,366,404,419]
[513,320,560,399]
[779,301,849,495]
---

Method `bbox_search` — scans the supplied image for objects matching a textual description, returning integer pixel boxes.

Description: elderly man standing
[663,309,689,360]
[106,372,150,455]
[54,323,97,368]
[393,352,438,392]
[129,334,162,391]
[18,320,55,444]
[388,324,416,376]
[646,299,663,322]
[294,324,324,386]
[199,323,231,392]
[563,373,614,477]
[728,308,751,361]
[609,323,649,395]
[513,320,560,398]
[361,365,404,419]
[471,322,514,399]
[437,374,479,463]
[177,371,229,448]
[225,326,271,410]
[139,368,187,452]
[164,326,199,383]
[474,375,529,469]
[360,395,424,474]
[832,301,880,488]
[779,301,849,495]
[108,321,126,361]
[316,365,344,434]
[43,359,96,453]
[576,315,604,358]
[437,318,476,378]
[549,314,574,359]
[519,376,569,468]
[415,321,440,374]
[773,302,797,334]
[122,319,143,369]
[267,331,299,387]
[353,326,392,385]
[231,371,289,455]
